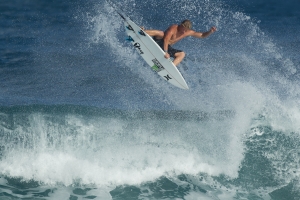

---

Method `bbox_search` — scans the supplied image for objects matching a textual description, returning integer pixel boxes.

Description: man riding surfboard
[144,20,217,66]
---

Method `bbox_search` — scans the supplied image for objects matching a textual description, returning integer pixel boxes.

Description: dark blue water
[1,0,300,199]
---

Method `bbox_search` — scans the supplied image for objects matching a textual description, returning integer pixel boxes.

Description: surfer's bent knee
[156,30,164,39]
[176,51,185,58]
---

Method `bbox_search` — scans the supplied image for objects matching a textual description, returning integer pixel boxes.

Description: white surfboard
[121,16,189,89]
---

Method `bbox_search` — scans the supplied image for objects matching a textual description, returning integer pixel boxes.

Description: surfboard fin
[138,30,146,36]
[125,36,134,42]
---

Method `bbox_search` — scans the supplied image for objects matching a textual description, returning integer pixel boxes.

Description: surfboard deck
[122,16,189,89]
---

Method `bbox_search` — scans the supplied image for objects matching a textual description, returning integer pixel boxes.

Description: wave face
[1,0,300,199]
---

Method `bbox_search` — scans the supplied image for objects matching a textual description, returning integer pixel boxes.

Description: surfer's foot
[140,26,145,30]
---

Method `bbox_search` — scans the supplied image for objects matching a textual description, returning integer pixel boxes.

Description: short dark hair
[181,20,192,29]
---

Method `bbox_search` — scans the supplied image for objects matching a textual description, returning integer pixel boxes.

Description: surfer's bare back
[145,20,217,66]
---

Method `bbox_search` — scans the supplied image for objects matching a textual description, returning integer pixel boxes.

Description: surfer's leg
[173,52,185,66]
[144,30,164,39]
[167,46,185,66]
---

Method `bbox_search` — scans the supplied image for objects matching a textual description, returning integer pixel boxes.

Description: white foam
[184,191,216,200]
[0,111,252,186]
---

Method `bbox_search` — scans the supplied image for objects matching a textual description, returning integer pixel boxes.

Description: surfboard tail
[106,0,127,20]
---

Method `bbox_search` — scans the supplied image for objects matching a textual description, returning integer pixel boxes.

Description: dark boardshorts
[153,37,182,58]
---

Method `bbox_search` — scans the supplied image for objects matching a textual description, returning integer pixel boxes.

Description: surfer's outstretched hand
[164,52,170,59]
[210,26,217,33]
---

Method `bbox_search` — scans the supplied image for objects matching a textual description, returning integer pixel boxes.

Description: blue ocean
[1,0,300,199]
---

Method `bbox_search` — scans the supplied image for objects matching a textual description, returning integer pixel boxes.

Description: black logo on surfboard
[164,75,172,81]
[133,43,144,54]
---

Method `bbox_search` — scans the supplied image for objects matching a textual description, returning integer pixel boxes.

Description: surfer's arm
[163,26,176,58]
[190,27,217,38]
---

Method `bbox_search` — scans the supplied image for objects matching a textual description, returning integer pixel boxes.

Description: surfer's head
[179,19,192,34]
[180,20,192,30]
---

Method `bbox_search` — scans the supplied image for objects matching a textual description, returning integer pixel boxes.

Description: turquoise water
[1,0,300,199]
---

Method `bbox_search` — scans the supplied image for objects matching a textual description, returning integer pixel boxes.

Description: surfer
[144,20,217,66]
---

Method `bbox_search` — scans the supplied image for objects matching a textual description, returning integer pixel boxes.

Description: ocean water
[1,0,300,199]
